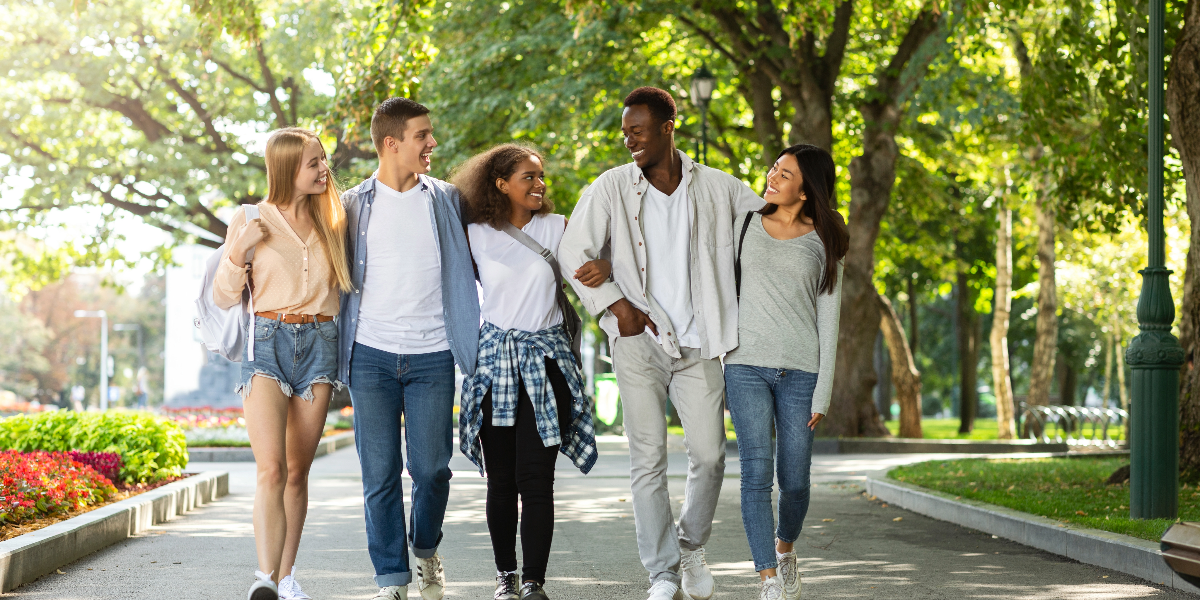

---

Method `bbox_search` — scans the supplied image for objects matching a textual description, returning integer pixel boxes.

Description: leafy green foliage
[0,411,188,483]
[891,457,1190,541]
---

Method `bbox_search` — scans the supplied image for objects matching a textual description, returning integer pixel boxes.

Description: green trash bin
[594,373,621,427]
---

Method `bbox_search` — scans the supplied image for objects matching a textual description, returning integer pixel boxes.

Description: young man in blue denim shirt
[337,98,480,600]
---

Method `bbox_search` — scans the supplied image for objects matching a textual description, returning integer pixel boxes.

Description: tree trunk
[1102,331,1114,409]
[992,206,1016,439]
[907,277,919,356]
[878,295,922,438]
[821,7,943,437]
[1028,186,1058,406]
[1056,353,1077,406]
[874,330,893,420]
[825,108,898,438]
[1169,0,1200,479]
[957,269,979,433]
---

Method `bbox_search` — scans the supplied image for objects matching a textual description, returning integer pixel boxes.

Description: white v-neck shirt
[355,176,450,354]
[469,213,565,332]
[642,167,700,348]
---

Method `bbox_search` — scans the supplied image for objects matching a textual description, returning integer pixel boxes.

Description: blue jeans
[724,364,817,572]
[349,343,456,587]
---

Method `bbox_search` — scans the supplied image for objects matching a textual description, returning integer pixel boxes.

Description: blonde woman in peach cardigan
[214,128,352,600]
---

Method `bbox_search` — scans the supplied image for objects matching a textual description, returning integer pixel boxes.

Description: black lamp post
[690,65,716,164]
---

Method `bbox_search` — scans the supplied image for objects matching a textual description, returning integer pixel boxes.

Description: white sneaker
[647,580,684,600]
[278,566,312,600]
[777,550,801,599]
[248,571,278,600]
[760,576,785,600]
[371,585,407,600]
[680,547,714,600]
[415,554,445,600]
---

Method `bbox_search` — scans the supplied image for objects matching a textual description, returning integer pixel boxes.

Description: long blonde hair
[264,128,353,293]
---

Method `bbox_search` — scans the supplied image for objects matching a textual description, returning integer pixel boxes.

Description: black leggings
[479,359,572,585]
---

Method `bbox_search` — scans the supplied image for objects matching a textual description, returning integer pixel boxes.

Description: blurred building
[163,245,240,408]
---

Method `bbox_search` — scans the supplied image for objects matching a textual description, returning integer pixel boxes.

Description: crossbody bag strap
[499,221,581,362]
[500,221,564,281]
[735,211,754,301]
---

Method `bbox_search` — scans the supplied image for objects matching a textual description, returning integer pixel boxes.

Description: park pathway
[4,444,1192,599]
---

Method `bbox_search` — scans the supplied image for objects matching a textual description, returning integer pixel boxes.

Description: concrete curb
[817,438,1070,454]
[865,473,1200,595]
[0,470,229,593]
[187,430,356,462]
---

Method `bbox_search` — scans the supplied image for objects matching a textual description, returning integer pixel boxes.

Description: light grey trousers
[613,332,727,586]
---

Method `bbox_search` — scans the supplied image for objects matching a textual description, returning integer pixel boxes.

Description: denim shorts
[237,315,341,402]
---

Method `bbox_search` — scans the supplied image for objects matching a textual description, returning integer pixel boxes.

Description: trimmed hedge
[0,411,188,483]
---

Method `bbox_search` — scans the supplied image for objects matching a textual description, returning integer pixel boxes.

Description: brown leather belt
[254,311,334,324]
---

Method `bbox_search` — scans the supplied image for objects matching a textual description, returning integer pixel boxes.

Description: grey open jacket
[337,175,481,384]
[557,151,766,360]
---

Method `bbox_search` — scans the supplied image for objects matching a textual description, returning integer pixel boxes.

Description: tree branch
[674,13,742,66]
[207,55,269,93]
[157,64,234,154]
[820,0,855,92]
[255,40,289,127]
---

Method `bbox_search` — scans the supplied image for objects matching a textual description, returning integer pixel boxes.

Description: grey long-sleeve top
[724,214,843,414]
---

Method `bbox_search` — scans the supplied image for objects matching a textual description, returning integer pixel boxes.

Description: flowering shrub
[67,451,123,484]
[0,450,117,525]
[0,411,187,483]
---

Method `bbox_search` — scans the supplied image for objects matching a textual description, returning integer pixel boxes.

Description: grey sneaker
[518,581,549,600]
[415,553,445,599]
[680,547,714,600]
[777,550,801,599]
[760,576,785,600]
[495,571,519,600]
[371,585,407,600]
[248,571,278,600]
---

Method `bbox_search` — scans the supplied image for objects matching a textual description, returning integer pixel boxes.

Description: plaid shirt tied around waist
[459,321,597,475]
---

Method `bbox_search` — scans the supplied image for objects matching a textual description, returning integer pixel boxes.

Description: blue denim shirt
[338,175,481,384]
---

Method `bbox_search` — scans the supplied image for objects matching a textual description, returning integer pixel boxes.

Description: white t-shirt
[355,176,451,354]
[642,166,700,348]
[469,213,565,333]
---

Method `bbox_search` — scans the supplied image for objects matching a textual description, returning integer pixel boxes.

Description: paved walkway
[6,446,1193,599]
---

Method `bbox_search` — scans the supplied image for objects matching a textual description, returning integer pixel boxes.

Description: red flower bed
[67,451,123,484]
[0,451,117,525]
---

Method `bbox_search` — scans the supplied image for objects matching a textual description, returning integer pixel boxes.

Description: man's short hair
[371,97,431,151]
[623,87,677,126]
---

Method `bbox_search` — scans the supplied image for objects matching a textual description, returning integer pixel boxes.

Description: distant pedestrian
[723,144,848,600]
[213,127,352,600]
[452,143,606,600]
[558,87,765,600]
[338,98,480,600]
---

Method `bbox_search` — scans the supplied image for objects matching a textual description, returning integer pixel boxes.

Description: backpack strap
[735,211,754,301]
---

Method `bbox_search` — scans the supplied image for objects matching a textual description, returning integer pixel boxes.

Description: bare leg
[244,375,291,582]
[278,383,333,578]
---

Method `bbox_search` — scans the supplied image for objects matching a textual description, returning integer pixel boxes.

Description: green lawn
[885,418,1000,440]
[884,418,1126,442]
[889,457,1196,541]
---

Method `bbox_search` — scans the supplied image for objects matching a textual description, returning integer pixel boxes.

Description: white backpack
[194,204,259,362]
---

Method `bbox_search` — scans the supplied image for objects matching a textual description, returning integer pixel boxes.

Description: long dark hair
[450,143,553,229]
[761,144,849,295]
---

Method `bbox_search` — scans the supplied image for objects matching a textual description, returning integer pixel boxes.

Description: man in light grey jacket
[558,87,765,600]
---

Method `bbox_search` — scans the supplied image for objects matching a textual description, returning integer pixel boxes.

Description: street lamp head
[74,310,106,318]
[690,65,716,109]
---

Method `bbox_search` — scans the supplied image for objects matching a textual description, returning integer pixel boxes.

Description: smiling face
[497,154,546,217]
[764,153,806,208]
[382,114,437,175]
[621,104,674,170]
[293,138,329,198]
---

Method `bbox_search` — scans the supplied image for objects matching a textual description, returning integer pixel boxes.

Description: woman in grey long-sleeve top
[723,144,848,600]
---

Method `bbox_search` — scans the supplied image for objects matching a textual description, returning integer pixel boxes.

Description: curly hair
[624,86,677,125]
[450,143,553,230]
